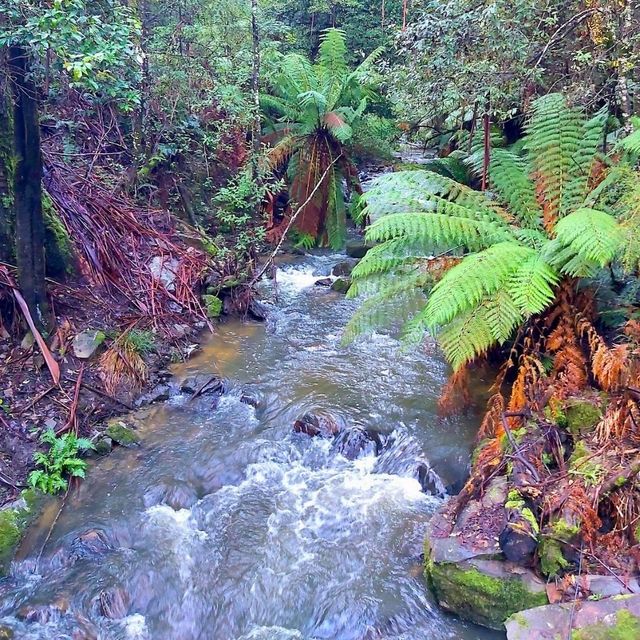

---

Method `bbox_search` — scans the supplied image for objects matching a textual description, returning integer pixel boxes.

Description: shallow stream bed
[0,253,503,640]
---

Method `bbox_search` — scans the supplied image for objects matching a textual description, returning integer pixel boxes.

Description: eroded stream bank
[0,252,501,639]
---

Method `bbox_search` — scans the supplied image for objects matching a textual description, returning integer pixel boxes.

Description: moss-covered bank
[0,490,40,575]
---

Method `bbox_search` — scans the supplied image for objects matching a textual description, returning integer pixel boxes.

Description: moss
[572,609,640,640]
[0,490,41,575]
[425,557,548,630]
[331,277,351,294]
[565,401,602,435]
[43,193,74,276]
[569,440,604,486]
[539,537,570,577]
[105,420,140,447]
[202,294,222,318]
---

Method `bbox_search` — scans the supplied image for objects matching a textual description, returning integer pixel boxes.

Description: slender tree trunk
[402,0,408,30]
[0,45,14,263]
[481,100,491,192]
[8,45,47,323]
[250,0,261,183]
[381,0,385,29]
[617,0,633,134]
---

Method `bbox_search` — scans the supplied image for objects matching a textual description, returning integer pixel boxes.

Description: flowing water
[0,252,504,640]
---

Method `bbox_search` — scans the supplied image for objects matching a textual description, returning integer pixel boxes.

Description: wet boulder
[331,427,382,460]
[346,240,373,259]
[294,412,341,438]
[248,299,270,321]
[143,481,198,510]
[70,529,114,561]
[239,391,263,410]
[105,420,140,448]
[330,277,351,294]
[417,463,447,497]
[331,260,358,278]
[180,374,225,396]
[314,277,333,287]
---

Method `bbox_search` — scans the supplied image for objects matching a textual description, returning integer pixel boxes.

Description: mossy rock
[105,420,140,447]
[425,539,548,630]
[0,489,41,576]
[565,400,602,434]
[572,609,640,640]
[331,277,352,294]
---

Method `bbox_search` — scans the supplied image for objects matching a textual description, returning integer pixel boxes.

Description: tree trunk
[9,45,47,323]
[250,0,261,184]
[616,0,633,134]
[0,46,14,264]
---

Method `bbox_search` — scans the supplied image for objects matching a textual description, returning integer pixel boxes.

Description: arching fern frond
[553,207,622,268]
[424,242,536,329]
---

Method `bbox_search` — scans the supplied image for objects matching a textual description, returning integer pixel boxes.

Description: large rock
[331,427,382,460]
[72,330,106,359]
[331,260,358,277]
[330,277,352,294]
[506,594,640,639]
[424,494,547,630]
[293,412,341,438]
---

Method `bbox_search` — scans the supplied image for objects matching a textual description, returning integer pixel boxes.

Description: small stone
[180,374,224,396]
[293,412,341,438]
[44,417,57,431]
[0,625,14,639]
[97,587,129,619]
[148,256,180,291]
[20,332,34,350]
[94,437,113,456]
[72,330,106,359]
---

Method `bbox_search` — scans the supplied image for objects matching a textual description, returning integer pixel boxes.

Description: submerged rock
[331,427,382,460]
[143,481,198,510]
[293,412,341,438]
[70,529,114,560]
[96,586,130,619]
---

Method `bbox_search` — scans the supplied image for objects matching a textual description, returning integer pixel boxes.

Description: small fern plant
[345,93,632,371]
[28,429,94,494]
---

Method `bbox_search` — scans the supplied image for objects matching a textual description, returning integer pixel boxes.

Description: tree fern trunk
[9,45,48,324]
[250,0,261,184]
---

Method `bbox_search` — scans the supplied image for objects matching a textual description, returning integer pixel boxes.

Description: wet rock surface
[293,412,342,438]
[506,594,640,639]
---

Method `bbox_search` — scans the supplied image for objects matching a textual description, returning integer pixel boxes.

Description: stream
[0,252,503,640]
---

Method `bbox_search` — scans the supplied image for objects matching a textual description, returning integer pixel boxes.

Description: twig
[35,486,69,572]
[250,154,343,286]
[58,365,84,435]
[15,385,57,416]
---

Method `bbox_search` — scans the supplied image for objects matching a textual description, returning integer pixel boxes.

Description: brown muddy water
[0,252,504,640]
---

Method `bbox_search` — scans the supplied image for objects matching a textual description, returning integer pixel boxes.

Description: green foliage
[28,430,94,495]
[202,294,223,318]
[347,94,629,371]
[121,329,155,355]
[1,0,142,109]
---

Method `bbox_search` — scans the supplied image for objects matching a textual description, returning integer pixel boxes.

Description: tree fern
[347,93,628,372]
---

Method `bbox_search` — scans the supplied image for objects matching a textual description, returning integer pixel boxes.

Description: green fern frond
[326,168,347,250]
[553,207,622,268]
[526,94,588,219]
[507,255,559,314]
[615,128,640,156]
[436,302,505,370]
[317,28,349,81]
[364,211,514,254]
[424,242,536,329]
[343,274,431,344]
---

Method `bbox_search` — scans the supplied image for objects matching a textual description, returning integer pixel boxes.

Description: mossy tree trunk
[8,45,47,323]
[0,34,14,262]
